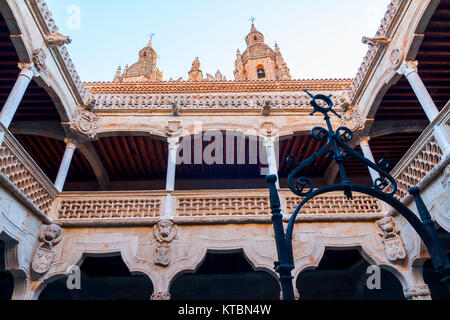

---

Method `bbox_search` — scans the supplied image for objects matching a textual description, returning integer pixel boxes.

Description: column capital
[17,62,38,79]
[64,137,79,149]
[359,136,371,146]
[167,136,180,149]
[397,60,418,77]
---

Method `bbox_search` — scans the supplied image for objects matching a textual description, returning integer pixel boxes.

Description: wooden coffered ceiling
[375,0,450,122]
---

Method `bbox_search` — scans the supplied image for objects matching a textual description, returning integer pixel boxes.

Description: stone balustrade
[52,189,383,225]
[389,103,449,201]
[0,125,58,215]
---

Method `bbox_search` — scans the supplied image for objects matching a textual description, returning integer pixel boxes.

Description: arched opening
[39,254,153,300]
[257,65,265,79]
[296,249,405,300]
[175,131,268,190]
[170,251,280,300]
[0,241,14,300]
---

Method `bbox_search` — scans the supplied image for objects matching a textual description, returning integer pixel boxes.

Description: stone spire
[234,50,245,81]
[275,43,291,80]
[188,57,203,82]
[113,66,122,83]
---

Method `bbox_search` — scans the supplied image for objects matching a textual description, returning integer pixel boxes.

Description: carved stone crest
[155,244,171,267]
[32,48,47,72]
[32,224,64,276]
[153,220,177,267]
[338,109,365,132]
[165,121,182,137]
[377,216,407,262]
[70,105,98,139]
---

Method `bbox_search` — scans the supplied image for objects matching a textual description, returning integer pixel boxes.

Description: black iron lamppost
[266,90,450,300]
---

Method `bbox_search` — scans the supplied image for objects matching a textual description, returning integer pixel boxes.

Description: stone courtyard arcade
[0,0,449,300]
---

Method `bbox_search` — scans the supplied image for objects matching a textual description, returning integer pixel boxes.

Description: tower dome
[114,39,163,82]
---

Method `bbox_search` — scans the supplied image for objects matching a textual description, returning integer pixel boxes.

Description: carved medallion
[389,48,403,70]
[70,105,98,139]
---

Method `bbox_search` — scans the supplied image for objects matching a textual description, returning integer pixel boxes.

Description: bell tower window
[257,66,265,79]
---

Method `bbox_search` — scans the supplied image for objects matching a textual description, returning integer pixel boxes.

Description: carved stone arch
[32,77,71,122]
[0,211,30,279]
[33,246,158,300]
[365,68,401,120]
[292,237,386,283]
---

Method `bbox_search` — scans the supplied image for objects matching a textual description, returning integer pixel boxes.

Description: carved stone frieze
[92,92,349,112]
[376,216,406,262]
[32,224,64,276]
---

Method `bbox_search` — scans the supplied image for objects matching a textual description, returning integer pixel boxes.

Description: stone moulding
[84,79,352,94]
[349,0,405,103]
[27,0,88,103]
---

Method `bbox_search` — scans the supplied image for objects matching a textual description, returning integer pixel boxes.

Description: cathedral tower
[234,23,291,81]
[113,39,163,82]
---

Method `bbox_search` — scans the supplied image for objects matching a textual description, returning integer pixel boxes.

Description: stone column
[397,61,439,122]
[359,137,380,183]
[54,138,78,192]
[0,63,37,128]
[164,137,180,220]
[264,137,280,189]
[398,61,450,155]
[166,137,180,191]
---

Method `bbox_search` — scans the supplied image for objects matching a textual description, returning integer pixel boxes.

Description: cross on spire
[148,33,156,41]
[249,16,256,24]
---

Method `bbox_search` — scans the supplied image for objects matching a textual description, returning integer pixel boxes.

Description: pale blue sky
[46,0,389,82]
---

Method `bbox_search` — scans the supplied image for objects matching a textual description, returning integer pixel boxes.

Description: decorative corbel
[362,36,391,47]
[45,33,72,47]
[32,48,47,72]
